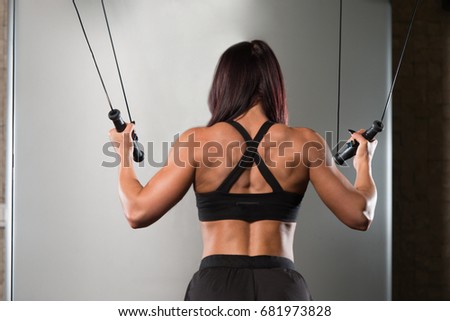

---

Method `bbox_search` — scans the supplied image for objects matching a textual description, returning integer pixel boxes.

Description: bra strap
[216,120,283,193]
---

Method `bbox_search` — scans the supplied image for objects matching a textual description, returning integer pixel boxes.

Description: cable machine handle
[334,120,383,166]
[108,109,144,163]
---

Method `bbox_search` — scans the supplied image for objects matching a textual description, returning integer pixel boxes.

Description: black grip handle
[131,134,145,163]
[108,109,144,163]
[334,120,383,166]
[108,109,127,132]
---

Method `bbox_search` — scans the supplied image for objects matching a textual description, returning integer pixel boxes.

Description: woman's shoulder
[174,123,236,150]
[182,122,256,142]
[272,123,325,144]
[179,122,326,145]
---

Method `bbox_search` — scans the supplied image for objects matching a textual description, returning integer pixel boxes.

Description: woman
[109,40,377,300]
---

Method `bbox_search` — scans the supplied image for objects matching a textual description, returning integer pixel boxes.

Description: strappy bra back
[195,120,304,223]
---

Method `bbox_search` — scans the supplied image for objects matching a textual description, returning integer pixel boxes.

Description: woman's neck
[234,103,268,129]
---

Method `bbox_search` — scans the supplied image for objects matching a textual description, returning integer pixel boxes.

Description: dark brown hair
[207,40,287,126]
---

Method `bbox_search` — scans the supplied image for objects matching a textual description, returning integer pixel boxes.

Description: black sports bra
[195,120,304,223]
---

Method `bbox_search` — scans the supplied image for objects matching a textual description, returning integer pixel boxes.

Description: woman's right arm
[304,129,377,231]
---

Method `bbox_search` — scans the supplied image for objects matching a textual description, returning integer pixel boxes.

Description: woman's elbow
[124,206,150,229]
[348,195,375,231]
[124,204,163,229]
[125,213,144,229]
[127,217,144,229]
[350,216,372,231]
[347,206,374,231]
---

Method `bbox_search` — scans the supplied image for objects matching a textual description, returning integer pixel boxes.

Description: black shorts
[184,255,312,301]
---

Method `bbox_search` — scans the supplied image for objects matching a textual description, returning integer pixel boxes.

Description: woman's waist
[199,254,296,270]
[201,239,295,263]
[201,220,295,259]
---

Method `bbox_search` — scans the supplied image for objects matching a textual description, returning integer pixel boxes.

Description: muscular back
[194,122,311,195]
[192,120,315,260]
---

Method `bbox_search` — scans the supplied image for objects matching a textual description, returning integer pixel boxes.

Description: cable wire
[72,0,114,111]
[381,0,421,122]
[335,0,421,144]
[336,0,343,150]
[73,0,134,122]
[101,0,133,122]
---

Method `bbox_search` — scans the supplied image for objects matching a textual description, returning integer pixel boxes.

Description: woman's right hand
[351,129,378,170]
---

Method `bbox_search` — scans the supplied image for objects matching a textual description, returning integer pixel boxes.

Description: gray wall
[5,0,391,300]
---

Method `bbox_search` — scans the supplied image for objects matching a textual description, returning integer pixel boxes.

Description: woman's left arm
[109,124,198,228]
